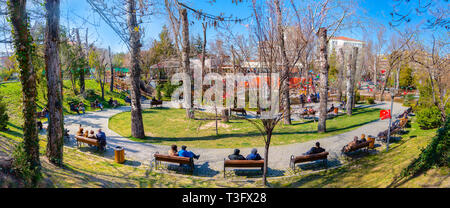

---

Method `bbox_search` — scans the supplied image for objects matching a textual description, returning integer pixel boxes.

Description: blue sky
[58,0,432,54]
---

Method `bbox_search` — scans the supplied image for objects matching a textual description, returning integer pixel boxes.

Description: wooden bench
[230,108,247,116]
[223,159,264,178]
[152,152,194,172]
[290,152,328,172]
[75,135,105,151]
[150,100,163,107]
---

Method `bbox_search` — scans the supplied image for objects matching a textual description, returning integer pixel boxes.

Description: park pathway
[61,101,407,177]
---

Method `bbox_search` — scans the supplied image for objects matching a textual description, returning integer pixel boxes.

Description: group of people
[301,107,316,115]
[227,148,262,161]
[69,102,86,115]
[342,134,368,153]
[169,145,200,160]
[108,98,119,108]
[299,92,320,104]
[76,126,107,151]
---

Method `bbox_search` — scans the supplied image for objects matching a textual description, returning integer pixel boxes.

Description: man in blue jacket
[178,145,200,160]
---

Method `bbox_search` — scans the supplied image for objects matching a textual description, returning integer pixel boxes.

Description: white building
[328,36,365,53]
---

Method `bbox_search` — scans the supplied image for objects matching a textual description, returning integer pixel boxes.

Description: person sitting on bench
[228,149,246,160]
[246,148,262,160]
[359,134,367,143]
[88,130,96,139]
[305,142,325,155]
[328,104,335,113]
[168,144,178,156]
[42,107,49,118]
[83,129,89,138]
[37,121,43,131]
[78,102,85,114]
[70,103,80,114]
[125,96,131,103]
[76,127,84,136]
[342,136,359,152]
[96,129,107,151]
[178,145,200,160]
[108,98,114,106]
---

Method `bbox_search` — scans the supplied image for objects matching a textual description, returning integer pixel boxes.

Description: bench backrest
[75,135,100,146]
[154,153,193,164]
[224,159,264,168]
[292,151,328,163]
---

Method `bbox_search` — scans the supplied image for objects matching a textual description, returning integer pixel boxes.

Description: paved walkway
[59,100,407,177]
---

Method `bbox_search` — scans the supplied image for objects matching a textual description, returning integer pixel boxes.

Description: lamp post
[386,87,397,151]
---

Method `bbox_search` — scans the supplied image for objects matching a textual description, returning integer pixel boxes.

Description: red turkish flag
[380,110,391,120]
[369,88,373,92]
[381,69,386,74]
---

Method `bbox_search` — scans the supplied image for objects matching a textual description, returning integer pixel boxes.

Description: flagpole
[386,88,396,151]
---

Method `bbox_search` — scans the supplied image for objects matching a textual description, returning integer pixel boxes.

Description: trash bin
[114,146,125,164]
[367,136,375,149]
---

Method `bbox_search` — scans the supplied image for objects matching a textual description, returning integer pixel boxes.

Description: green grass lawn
[0,79,128,143]
[109,107,381,148]
[269,118,449,188]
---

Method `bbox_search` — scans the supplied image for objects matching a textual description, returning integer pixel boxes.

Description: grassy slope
[269,118,449,188]
[109,107,381,148]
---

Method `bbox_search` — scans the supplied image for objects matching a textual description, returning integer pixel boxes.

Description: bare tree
[109,46,114,92]
[180,8,194,119]
[317,27,329,132]
[408,35,449,122]
[45,0,64,165]
[345,47,358,115]
[127,0,145,138]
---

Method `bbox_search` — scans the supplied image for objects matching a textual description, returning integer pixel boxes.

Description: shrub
[66,96,81,105]
[355,91,361,103]
[85,89,97,98]
[157,82,181,99]
[11,143,42,187]
[0,96,8,130]
[416,106,442,129]
[367,97,375,104]
[401,115,449,177]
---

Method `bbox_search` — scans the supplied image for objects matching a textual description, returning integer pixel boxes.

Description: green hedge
[416,106,443,129]
[0,95,8,130]
[401,115,449,177]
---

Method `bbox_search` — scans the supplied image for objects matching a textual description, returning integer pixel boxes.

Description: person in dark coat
[228,149,246,160]
[305,142,325,155]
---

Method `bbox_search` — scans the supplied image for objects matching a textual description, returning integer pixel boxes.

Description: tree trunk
[109,46,114,92]
[275,0,291,125]
[81,28,89,96]
[373,58,377,99]
[180,8,194,119]
[317,28,329,133]
[127,0,145,138]
[346,48,357,115]
[75,28,85,95]
[337,48,345,102]
[45,0,64,166]
[8,0,41,175]
[263,132,271,187]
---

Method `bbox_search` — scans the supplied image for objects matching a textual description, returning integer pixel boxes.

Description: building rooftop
[330,36,364,42]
